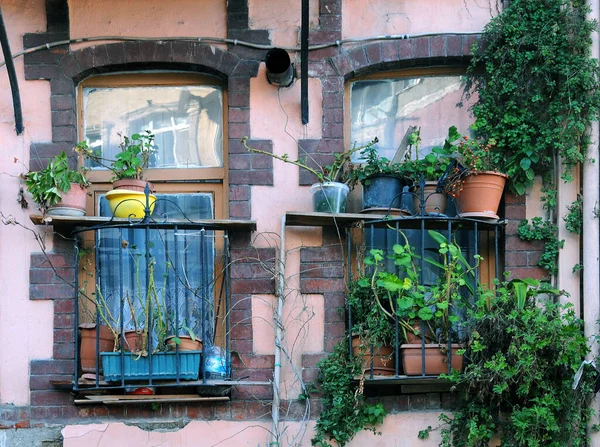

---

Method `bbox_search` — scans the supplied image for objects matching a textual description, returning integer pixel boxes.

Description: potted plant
[368,230,479,375]
[242,136,375,213]
[345,139,407,212]
[99,257,201,381]
[401,129,453,215]
[347,279,395,375]
[166,322,203,352]
[441,125,508,219]
[23,151,90,216]
[75,131,157,218]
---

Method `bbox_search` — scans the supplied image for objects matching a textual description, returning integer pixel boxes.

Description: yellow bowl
[105,189,156,218]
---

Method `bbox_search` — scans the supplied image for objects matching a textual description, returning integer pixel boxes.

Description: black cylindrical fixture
[265,48,294,87]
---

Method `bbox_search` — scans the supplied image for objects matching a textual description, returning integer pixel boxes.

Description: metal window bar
[349,202,505,383]
[72,202,232,392]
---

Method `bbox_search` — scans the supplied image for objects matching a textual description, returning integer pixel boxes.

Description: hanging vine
[464,0,600,277]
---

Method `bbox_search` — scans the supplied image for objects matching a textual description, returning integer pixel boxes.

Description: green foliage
[23,151,89,212]
[464,0,600,196]
[434,280,594,446]
[517,217,564,276]
[243,136,377,185]
[401,128,455,184]
[345,142,405,188]
[312,340,386,447]
[347,279,395,350]
[565,195,583,235]
[76,130,155,181]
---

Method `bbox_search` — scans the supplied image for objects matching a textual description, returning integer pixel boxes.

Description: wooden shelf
[285,211,505,230]
[30,214,256,232]
[75,394,230,405]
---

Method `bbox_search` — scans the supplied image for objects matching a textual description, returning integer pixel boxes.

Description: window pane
[96,193,217,348]
[350,76,475,161]
[83,85,223,169]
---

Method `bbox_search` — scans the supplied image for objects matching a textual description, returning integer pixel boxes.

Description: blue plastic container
[101,351,201,381]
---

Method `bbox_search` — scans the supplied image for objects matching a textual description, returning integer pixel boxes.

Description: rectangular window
[76,73,230,389]
[349,72,476,161]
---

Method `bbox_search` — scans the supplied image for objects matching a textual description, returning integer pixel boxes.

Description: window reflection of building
[83,85,223,170]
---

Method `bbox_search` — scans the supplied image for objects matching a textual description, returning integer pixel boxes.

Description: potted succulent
[23,151,90,216]
[242,136,375,213]
[75,131,157,218]
[441,124,508,219]
[401,129,453,215]
[346,138,407,212]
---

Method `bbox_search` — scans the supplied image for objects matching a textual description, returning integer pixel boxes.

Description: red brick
[230,294,253,310]
[431,36,445,57]
[399,39,414,59]
[228,123,251,139]
[229,201,251,219]
[505,204,526,219]
[230,185,250,201]
[230,324,252,340]
[408,393,441,410]
[231,279,275,294]
[325,306,344,323]
[230,308,252,324]
[245,400,271,420]
[505,235,545,251]
[186,403,214,420]
[446,35,462,57]
[231,385,273,400]
[381,41,399,62]
[30,254,71,268]
[301,278,345,293]
[231,339,252,354]
[30,390,72,406]
[232,354,274,369]
[54,313,74,329]
[54,299,74,313]
[415,37,430,58]
[505,267,546,281]
[302,367,319,383]
[505,251,528,267]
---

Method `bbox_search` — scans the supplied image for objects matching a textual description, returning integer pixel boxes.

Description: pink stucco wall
[343,0,495,38]
[0,0,54,406]
[0,0,558,445]
[69,0,227,40]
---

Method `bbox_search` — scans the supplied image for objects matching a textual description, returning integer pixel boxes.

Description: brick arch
[329,34,479,79]
[59,41,242,83]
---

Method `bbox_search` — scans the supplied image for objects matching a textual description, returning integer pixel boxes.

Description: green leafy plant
[400,129,455,185]
[423,279,594,446]
[463,0,600,196]
[312,339,386,447]
[367,230,479,344]
[565,195,583,235]
[517,217,564,277]
[75,130,155,182]
[345,141,405,188]
[242,136,378,185]
[23,151,89,212]
[440,125,505,199]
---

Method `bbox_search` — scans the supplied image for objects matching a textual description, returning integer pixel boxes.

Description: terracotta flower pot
[455,171,508,219]
[47,183,88,217]
[405,321,434,344]
[400,343,463,376]
[166,335,203,351]
[79,323,115,373]
[413,181,447,215]
[123,330,145,353]
[351,335,394,375]
[112,179,154,192]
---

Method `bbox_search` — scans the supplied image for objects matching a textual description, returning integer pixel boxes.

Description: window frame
[77,72,229,219]
[345,67,499,287]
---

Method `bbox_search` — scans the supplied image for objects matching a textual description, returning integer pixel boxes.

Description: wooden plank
[75,396,229,405]
[30,215,257,231]
[84,394,201,401]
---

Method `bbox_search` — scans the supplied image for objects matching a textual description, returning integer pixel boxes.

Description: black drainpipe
[301,0,309,124]
[0,7,23,135]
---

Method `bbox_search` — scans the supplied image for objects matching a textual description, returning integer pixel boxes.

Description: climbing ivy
[517,218,564,277]
[464,0,600,196]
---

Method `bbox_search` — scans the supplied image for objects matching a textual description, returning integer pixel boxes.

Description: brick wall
[17,0,535,429]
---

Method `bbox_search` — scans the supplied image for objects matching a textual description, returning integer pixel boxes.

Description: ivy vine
[464,0,600,196]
